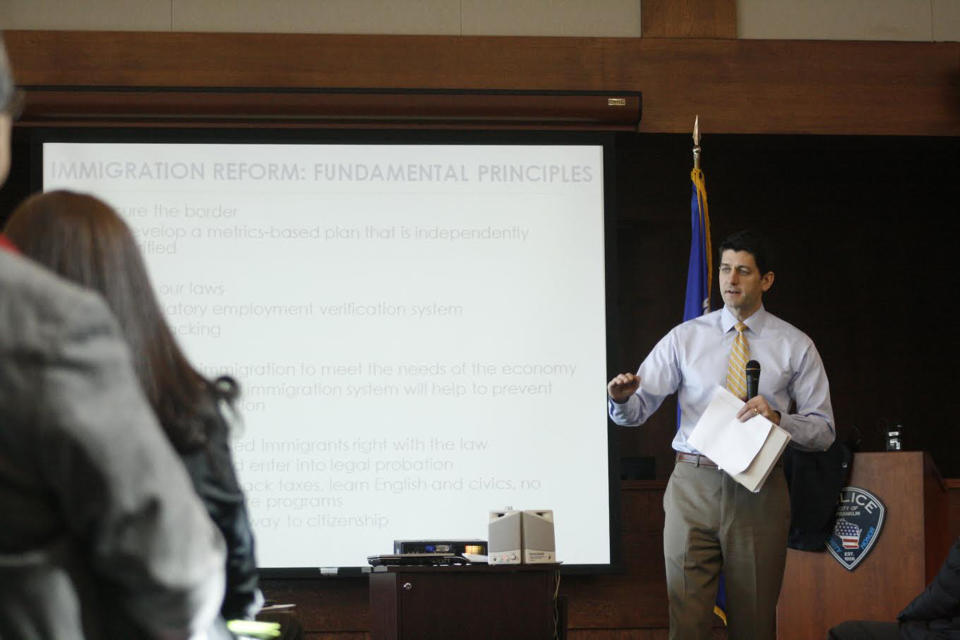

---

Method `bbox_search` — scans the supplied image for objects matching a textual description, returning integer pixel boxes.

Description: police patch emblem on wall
[826,486,885,571]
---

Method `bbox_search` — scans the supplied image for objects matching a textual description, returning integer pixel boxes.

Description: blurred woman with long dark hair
[4,190,263,622]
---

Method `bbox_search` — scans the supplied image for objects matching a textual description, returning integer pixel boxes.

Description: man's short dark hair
[718,229,774,275]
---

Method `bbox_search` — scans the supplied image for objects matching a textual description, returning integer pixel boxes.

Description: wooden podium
[369,564,560,640]
[777,451,950,639]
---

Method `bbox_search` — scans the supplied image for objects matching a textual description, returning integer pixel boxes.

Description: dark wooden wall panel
[4,31,959,135]
[562,481,669,630]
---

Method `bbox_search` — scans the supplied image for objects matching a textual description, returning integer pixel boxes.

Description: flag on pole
[681,117,726,625]
[683,158,711,319]
[678,118,713,423]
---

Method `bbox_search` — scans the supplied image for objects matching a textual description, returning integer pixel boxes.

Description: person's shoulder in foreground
[0,248,228,640]
[897,536,960,638]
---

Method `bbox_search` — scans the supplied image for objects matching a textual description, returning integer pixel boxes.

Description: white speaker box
[521,510,556,564]
[488,509,522,565]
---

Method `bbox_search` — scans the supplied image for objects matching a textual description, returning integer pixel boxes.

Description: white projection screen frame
[39,131,618,573]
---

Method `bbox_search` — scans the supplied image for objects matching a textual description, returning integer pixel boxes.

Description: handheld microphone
[745,360,761,400]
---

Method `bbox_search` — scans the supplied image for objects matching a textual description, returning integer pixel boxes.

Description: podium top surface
[372,563,561,574]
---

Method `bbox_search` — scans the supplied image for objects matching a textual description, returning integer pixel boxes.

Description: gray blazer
[0,248,227,639]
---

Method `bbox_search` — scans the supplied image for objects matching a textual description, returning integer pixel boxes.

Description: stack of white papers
[687,386,791,493]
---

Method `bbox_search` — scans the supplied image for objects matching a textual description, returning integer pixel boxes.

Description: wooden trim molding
[16,87,642,130]
[4,30,959,135]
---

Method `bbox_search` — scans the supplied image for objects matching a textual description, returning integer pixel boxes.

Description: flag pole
[693,115,701,170]
[691,115,725,624]
[686,115,711,317]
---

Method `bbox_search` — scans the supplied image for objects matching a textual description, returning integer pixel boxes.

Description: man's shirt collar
[721,304,767,335]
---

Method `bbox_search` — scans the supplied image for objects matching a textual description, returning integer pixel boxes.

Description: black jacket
[898,537,960,639]
[179,387,260,621]
[783,438,852,550]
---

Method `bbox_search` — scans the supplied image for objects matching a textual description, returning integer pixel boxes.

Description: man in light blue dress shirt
[608,230,835,640]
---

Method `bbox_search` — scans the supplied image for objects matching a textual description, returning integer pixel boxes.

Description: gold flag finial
[693,115,701,170]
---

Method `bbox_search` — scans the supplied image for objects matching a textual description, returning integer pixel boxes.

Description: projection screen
[41,136,614,571]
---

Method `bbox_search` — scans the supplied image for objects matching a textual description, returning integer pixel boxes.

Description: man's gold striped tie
[726,322,749,400]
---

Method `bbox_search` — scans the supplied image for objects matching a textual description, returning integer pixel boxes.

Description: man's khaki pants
[663,460,790,640]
